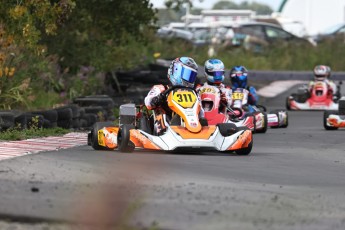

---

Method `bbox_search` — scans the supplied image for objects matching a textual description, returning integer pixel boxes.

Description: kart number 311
[173,91,197,108]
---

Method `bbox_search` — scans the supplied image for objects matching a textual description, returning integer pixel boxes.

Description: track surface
[0,85,344,230]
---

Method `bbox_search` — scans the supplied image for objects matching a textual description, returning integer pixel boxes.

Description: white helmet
[204,59,225,85]
[313,65,331,81]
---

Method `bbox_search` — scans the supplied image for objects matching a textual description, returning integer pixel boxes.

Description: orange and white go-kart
[324,96,345,130]
[88,86,253,155]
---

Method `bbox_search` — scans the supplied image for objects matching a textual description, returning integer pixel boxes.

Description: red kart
[199,85,255,132]
[286,81,338,110]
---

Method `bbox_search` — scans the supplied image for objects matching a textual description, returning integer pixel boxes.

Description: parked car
[311,23,345,44]
[222,22,314,51]
[157,22,314,50]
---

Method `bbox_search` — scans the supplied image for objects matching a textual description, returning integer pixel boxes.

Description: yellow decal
[98,129,105,146]
[199,87,216,94]
[232,92,244,100]
[172,91,197,108]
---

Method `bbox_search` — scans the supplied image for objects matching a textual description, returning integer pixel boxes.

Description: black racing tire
[91,121,116,150]
[13,112,27,130]
[81,113,98,128]
[73,96,115,110]
[255,112,268,133]
[286,97,291,110]
[0,111,15,130]
[26,113,44,129]
[72,118,80,129]
[67,104,81,118]
[79,118,89,128]
[217,123,238,137]
[32,109,58,124]
[57,119,73,129]
[323,110,338,130]
[42,118,52,129]
[281,111,288,128]
[236,139,253,156]
[55,107,73,121]
[117,124,135,153]
[84,106,108,121]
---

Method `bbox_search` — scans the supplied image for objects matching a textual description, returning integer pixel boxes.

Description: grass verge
[0,127,70,141]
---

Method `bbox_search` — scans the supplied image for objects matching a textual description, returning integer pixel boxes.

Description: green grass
[0,127,70,141]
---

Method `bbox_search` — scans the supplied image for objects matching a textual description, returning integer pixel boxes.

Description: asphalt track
[0,84,344,230]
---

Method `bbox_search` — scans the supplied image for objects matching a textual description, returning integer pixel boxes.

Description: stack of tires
[0,95,117,132]
[73,95,116,129]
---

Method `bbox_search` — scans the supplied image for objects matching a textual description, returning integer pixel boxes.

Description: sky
[150,0,283,11]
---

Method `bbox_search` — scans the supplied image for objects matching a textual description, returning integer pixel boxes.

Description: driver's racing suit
[145,84,205,135]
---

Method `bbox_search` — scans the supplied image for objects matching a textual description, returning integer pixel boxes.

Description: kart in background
[286,81,340,110]
[232,88,288,133]
[88,85,253,155]
[199,85,255,131]
[323,97,345,130]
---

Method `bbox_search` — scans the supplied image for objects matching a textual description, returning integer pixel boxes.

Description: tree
[0,0,76,109]
[42,0,157,72]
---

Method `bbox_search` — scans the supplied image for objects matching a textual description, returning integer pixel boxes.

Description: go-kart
[88,86,253,155]
[286,81,339,110]
[323,96,345,130]
[199,85,255,131]
[231,88,288,133]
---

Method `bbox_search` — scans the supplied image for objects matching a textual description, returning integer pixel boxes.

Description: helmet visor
[173,63,198,84]
[206,70,224,82]
[231,72,246,77]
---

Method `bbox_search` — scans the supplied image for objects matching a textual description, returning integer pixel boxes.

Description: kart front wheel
[117,124,135,152]
[323,110,338,130]
[90,121,116,150]
[236,139,253,155]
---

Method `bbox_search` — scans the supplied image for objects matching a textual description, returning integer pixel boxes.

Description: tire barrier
[0,111,15,131]
[0,95,117,132]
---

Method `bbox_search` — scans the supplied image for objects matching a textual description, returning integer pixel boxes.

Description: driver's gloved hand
[220,93,227,104]
[151,93,165,107]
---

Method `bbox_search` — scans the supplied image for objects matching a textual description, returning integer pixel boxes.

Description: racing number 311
[176,93,193,102]
[173,92,197,108]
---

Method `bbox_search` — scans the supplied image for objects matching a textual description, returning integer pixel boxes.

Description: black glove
[151,93,165,107]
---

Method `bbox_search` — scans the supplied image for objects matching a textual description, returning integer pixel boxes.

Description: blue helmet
[204,59,225,85]
[230,65,248,89]
[168,57,198,87]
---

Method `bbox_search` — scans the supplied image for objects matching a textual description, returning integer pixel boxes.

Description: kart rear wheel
[90,121,116,150]
[280,110,288,128]
[117,124,135,152]
[236,139,253,155]
[286,97,291,110]
[254,112,268,133]
[323,110,338,130]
